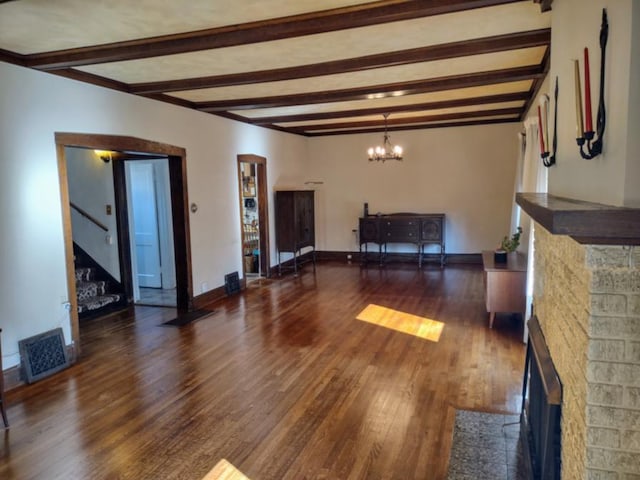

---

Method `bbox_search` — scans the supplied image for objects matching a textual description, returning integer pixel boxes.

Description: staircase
[73,243,126,319]
[75,267,123,316]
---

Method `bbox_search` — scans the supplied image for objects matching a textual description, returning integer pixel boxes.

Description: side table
[482,251,527,328]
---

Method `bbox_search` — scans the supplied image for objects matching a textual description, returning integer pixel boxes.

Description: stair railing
[70,202,108,232]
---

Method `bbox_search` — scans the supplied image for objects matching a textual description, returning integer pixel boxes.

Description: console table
[359,213,445,267]
[482,251,527,328]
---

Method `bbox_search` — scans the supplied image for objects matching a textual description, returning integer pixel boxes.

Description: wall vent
[19,328,70,383]
[224,271,241,296]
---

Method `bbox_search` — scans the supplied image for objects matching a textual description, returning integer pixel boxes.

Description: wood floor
[0,262,526,480]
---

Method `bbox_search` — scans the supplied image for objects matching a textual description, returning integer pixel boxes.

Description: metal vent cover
[19,328,70,383]
[224,271,241,296]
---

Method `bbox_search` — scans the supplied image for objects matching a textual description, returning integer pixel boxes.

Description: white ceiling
[0,0,552,136]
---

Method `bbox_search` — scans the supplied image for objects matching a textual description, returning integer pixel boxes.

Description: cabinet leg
[489,312,496,329]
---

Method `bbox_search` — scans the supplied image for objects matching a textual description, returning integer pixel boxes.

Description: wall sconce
[574,9,608,160]
[94,150,113,163]
[538,77,557,168]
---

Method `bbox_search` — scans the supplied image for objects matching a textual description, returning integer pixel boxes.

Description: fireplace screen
[521,316,562,480]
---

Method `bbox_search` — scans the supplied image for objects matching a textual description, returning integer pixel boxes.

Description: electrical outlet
[201,282,208,293]
[347,254,352,260]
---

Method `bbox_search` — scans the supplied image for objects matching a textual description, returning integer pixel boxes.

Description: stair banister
[70,202,108,232]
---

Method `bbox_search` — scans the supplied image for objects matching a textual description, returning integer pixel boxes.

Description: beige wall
[307,123,522,254]
[547,0,639,207]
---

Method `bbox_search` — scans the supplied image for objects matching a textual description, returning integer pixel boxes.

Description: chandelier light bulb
[367,113,403,162]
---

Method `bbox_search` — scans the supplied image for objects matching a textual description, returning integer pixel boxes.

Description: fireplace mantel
[516,193,640,245]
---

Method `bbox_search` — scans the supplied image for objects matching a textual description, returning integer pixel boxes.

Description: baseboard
[3,344,76,392]
[315,251,482,265]
[192,284,229,309]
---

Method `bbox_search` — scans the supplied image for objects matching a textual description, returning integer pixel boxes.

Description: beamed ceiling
[0,0,552,136]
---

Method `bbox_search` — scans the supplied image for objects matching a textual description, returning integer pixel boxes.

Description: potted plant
[494,226,522,263]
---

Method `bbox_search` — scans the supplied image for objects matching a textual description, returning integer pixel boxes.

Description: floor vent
[19,328,70,383]
[224,271,241,296]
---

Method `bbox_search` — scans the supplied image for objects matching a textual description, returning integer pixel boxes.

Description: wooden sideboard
[359,213,445,267]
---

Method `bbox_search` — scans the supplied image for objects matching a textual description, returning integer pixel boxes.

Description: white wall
[67,147,121,280]
[307,123,522,254]
[0,61,307,369]
[548,0,639,206]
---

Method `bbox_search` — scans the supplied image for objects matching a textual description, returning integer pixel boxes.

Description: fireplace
[516,193,640,478]
[521,315,562,480]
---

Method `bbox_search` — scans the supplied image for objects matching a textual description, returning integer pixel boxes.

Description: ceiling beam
[249,92,529,125]
[130,29,549,94]
[286,107,523,133]
[305,117,521,136]
[195,65,544,111]
[25,0,522,70]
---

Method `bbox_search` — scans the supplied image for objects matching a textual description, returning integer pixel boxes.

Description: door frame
[237,154,270,278]
[56,132,194,357]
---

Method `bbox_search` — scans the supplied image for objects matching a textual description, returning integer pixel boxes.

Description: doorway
[125,159,176,307]
[56,133,194,357]
[237,154,270,282]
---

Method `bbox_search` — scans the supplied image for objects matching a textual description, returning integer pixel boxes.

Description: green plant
[500,226,522,253]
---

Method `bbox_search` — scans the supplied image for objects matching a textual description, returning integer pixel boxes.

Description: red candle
[574,59,584,138]
[537,105,546,153]
[584,47,593,132]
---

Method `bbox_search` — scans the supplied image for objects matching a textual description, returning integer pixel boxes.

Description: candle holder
[577,9,608,160]
[541,77,558,168]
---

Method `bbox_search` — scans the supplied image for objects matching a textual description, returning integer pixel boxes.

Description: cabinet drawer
[359,218,380,243]
[421,218,442,241]
[384,224,420,242]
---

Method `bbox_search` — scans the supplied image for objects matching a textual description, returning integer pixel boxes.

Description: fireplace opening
[521,315,562,480]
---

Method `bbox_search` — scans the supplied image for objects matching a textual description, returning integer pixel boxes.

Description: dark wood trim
[53,68,131,93]
[533,0,553,12]
[168,154,194,310]
[237,154,271,278]
[139,93,198,110]
[55,133,195,357]
[25,0,521,70]
[516,193,640,245]
[197,65,544,112]
[2,364,23,392]
[70,202,109,232]
[289,107,523,133]
[192,284,228,310]
[0,48,27,66]
[111,159,134,305]
[130,29,549,94]
[305,117,520,136]
[3,344,77,392]
[315,251,482,264]
[54,133,186,156]
[520,46,551,120]
[252,92,529,125]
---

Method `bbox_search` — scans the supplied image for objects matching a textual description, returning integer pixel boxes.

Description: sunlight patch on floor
[356,304,444,342]
[202,459,252,480]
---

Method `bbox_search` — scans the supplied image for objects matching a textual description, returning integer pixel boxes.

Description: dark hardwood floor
[0,262,526,480]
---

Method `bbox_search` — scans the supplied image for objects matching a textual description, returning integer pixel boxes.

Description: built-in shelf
[516,193,640,245]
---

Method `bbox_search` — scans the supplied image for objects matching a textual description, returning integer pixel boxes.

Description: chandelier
[367,113,403,162]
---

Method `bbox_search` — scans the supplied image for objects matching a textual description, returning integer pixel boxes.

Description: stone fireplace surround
[517,193,640,479]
